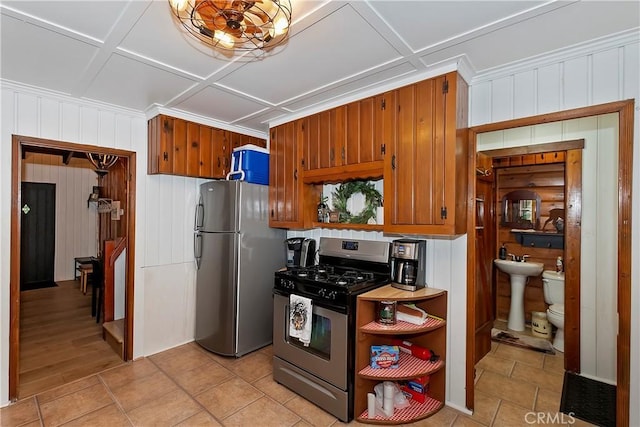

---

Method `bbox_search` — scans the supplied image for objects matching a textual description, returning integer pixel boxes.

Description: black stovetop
[274,264,389,309]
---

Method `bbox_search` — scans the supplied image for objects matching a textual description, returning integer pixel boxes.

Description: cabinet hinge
[381,144,386,155]
[163,151,168,161]
[441,206,448,219]
[442,80,449,94]
[381,99,386,110]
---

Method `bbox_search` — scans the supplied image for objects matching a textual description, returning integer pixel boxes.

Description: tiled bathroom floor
[0,340,595,426]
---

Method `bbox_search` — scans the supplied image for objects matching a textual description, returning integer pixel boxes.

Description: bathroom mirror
[501,189,541,229]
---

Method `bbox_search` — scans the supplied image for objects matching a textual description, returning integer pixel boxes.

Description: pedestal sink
[494,259,544,331]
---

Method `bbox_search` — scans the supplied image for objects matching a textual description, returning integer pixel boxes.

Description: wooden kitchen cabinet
[354,286,447,424]
[384,71,469,235]
[147,114,187,175]
[186,121,201,177]
[211,128,230,178]
[269,120,317,228]
[148,114,266,179]
[198,125,213,178]
[346,96,385,165]
[303,107,346,172]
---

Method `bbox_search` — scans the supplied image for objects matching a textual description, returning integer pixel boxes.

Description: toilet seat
[548,304,564,315]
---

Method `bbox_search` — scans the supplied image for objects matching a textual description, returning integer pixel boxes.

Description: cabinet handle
[391,155,396,170]
[294,169,298,180]
[163,151,168,161]
[192,141,198,148]
[271,209,274,218]
[217,157,221,167]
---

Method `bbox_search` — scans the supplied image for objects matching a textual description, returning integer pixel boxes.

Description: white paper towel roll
[383,382,394,417]
[367,392,376,418]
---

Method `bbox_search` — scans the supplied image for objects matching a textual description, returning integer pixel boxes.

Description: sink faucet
[508,254,529,262]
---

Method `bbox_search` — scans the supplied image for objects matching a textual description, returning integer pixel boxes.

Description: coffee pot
[285,237,316,268]
[390,239,426,291]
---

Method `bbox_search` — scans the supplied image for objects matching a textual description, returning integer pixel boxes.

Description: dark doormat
[560,371,616,427]
[20,281,58,291]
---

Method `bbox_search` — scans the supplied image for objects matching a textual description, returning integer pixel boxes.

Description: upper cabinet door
[269,121,304,229]
[212,128,229,178]
[148,115,174,175]
[198,125,213,178]
[186,121,201,177]
[304,114,319,171]
[345,97,379,164]
[384,72,468,235]
[172,118,188,176]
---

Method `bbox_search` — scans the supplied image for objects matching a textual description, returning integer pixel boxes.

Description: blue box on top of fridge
[227,144,269,185]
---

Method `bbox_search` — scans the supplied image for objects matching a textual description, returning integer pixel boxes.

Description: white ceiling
[1,1,638,135]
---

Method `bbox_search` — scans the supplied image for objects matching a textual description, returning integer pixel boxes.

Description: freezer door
[195,232,238,356]
[198,181,240,232]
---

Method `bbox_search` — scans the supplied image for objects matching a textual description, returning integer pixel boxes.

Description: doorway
[465,100,634,426]
[20,182,56,291]
[9,135,137,401]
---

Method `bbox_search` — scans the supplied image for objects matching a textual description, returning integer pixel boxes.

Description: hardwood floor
[18,280,124,399]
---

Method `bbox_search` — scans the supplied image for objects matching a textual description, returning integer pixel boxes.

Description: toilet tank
[542,270,565,305]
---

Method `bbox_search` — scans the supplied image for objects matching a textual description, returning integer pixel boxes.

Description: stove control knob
[318,288,326,297]
[328,291,337,300]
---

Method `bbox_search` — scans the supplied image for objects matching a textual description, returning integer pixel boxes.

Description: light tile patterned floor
[0,341,595,426]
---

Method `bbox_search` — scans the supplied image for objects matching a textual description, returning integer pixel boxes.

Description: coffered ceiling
[1,1,638,135]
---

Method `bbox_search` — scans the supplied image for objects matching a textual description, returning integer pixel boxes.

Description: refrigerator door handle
[194,200,204,231]
[194,232,202,270]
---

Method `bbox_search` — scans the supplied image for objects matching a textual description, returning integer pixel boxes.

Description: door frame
[465,99,634,426]
[9,134,137,400]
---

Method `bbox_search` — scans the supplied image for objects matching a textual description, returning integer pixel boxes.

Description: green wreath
[332,181,382,224]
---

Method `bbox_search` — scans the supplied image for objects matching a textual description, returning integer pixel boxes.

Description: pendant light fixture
[168,0,292,52]
[86,153,119,177]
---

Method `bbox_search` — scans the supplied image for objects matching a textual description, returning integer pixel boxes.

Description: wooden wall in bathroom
[495,162,565,324]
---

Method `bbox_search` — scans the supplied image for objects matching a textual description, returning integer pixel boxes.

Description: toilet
[542,270,565,352]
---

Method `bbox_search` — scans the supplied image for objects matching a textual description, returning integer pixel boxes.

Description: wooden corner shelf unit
[355,285,447,424]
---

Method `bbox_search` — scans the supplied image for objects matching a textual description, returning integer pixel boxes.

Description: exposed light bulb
[168,0,189,12]
[214,31,235,49]
[273,16,289,36]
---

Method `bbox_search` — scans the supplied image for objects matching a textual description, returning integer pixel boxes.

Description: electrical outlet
[111,201,121,220]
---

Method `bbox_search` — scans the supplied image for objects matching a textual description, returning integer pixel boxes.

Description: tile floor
[0,340,594,426]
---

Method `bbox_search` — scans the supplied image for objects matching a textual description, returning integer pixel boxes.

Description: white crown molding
[0,79,146,119]
[472,28,640,84]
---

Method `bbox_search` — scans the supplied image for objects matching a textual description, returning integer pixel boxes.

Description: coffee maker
[390,239,426,291]
[285,237,316,268]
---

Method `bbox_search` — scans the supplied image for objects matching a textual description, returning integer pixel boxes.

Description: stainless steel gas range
[272,237,391,422]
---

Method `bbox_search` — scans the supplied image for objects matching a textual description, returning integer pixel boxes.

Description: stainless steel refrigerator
[194,180,286,357]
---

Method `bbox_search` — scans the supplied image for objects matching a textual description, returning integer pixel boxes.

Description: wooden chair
[78,263,93,294]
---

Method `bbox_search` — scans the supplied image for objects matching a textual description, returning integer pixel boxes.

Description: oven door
[273,293,348,390]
